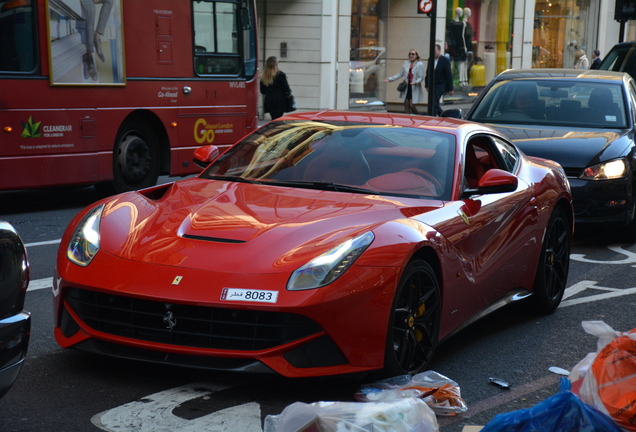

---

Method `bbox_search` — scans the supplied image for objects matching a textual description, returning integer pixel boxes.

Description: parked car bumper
[0,311,31,398]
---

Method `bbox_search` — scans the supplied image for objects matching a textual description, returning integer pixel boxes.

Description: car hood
[97,178,442,272]
[491,125,629,168]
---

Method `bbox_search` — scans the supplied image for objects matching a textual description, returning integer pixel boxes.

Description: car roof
[493,68,630,83]
[277,110,494,134]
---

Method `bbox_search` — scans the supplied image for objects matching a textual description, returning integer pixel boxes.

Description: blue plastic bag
[480,378,622,432]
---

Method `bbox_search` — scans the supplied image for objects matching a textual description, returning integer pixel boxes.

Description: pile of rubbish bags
[264,321,636,432]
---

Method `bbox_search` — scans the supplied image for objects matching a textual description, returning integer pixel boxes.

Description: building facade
[255,0,629,115]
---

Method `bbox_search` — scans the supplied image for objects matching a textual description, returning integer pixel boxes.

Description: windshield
[468,80,628,129]
[201,120,456,200]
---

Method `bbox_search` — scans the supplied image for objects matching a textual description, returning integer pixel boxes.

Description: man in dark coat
[425,44,455,116]
[590,50,602,70]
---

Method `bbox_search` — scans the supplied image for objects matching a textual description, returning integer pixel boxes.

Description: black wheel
[112,123,160,193]
[384,259,441,376]
[532,206,571,314]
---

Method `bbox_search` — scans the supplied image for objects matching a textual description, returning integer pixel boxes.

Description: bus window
[240,1,256,78]
[193,1,240,76]
[0,0,38,73]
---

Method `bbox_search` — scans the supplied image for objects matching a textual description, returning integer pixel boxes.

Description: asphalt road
[1,179,635,432]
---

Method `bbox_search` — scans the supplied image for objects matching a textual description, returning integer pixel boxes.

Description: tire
[112,123,161,193]
[532,206,571,314]
[383,259,441,376]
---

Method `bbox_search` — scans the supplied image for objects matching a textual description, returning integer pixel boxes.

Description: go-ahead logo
[193,119,234,144]
[21,116,41,138]
[194,118,215,144]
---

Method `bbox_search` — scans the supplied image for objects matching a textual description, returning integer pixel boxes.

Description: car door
[432,133,540,324]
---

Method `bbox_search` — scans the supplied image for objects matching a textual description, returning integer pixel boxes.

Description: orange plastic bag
[570,321,636,431]
[354,371,467,416]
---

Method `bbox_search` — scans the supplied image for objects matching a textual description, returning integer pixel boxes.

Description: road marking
[561,279,636,307]
[28,277,53,291]
[571,244,636,265]
[92,381,262,432]
[25,239,61,247]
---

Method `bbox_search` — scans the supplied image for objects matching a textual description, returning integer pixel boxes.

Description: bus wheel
[113,125,160,193]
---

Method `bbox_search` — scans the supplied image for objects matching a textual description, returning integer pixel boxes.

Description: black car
[463,69,636,233]
[0,222,30,399]
[598,41,636,79]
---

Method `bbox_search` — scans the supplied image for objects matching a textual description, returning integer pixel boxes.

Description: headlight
[67,204,104,266]
[287,231,374,291]
[580,159,628,180]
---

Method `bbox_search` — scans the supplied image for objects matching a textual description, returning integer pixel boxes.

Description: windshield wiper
[207,175,262,185]
[264,180,376,194]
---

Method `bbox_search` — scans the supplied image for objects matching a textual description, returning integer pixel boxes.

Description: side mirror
[462,169,518,197]
[441,109,462,119]
[193,145,220,169]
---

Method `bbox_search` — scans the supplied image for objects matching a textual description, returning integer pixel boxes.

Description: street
[1,180,635,431]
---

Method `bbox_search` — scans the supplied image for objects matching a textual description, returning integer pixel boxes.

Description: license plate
[221,288,279,303]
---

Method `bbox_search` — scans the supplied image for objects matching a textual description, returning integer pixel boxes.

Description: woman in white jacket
[385,49,425,114]
[574,49,589,69]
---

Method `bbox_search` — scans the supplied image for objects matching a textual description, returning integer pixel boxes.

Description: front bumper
[53,251,400,378]
[0,311,31,398]
[569,177,635,226]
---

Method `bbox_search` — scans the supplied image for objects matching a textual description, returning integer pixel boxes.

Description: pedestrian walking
[590,50,602,69]
[574,49,589,69]
[260,56,292,120]
[385,49,425,114]
[425,44,454,116]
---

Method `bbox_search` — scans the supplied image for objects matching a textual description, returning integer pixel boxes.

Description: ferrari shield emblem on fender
[172,276,183,285]
[458,210,470,225]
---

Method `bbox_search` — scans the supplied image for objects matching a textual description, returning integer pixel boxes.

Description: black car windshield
[200,120,456,200]
[468,80,628,129]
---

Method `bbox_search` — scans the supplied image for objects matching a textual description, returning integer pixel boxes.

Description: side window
[629,81,636,124]
[464,136,498,189]
[492,136,519,172]
[193,1,240,76]
[0,0,38,73]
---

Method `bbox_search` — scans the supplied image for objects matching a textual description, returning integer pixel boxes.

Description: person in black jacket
[590,50,602,70]
[425,45,455,116]
[260,56,292,120]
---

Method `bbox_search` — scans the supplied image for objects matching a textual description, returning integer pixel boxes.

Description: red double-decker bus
[1,0,258,193]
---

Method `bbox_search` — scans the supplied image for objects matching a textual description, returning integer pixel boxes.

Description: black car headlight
[67,205,104,266]
[287,231,374,291]
[580,158,628,180]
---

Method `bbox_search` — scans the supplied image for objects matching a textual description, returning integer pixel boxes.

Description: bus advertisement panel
[0,0,258,193]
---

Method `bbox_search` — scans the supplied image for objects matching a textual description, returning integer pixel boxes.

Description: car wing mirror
[441,108,462,119]
[193,145,220,169]
[462,169,518,198]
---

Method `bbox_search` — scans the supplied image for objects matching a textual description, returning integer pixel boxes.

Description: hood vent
[182,234,246,243]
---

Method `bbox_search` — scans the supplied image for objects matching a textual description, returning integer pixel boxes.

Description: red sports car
[53,111,573,378]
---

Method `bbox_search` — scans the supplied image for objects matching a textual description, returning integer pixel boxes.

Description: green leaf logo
[21,116,41,138]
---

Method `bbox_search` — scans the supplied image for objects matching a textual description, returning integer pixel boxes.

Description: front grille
[65,287,322,351]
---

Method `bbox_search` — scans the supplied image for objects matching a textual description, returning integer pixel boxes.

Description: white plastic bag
[264,398,439,432]
[569,320,636,431]
[354,371,468,416]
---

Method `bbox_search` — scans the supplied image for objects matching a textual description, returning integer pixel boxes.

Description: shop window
[532,0,597,68]
[443,0,513,98]
[349,0,389,109]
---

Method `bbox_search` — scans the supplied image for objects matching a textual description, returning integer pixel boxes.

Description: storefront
[532,0,599,68]
[348,0,518,109]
